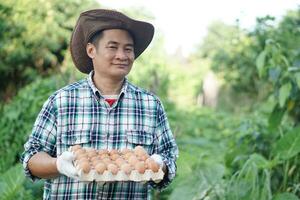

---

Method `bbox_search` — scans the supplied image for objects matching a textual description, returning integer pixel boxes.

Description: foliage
[0,0,97,101]
[0,72,72,174]
[0,164,34,200]
[1,2,300,200]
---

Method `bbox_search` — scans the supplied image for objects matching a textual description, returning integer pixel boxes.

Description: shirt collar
[87,70,128,98]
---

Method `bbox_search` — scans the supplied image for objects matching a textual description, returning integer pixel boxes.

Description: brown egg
[107,163,118,175]
[98,149,109,155]
[115,158,125,167]
[102,158,112,166]
[123,152,134,160]
[138,154,150,161]
[75,152,88,160]
[121,148,132,155]
[100,153,109,159]
[95,162,107,174]
[79,161,91,173]
[90,156,100,162]
[71,145,81,152]
[120,163,132,175]
[135,161,146,174]
[109,149,119,155]
[147,160,160,172]
[145,157,154,165]
[74,148,85,155]
[77,157,89,164]
[110,153,120,161]
[87,151,98,158]
[91,158,102,166]
[134,146,147,157]
[128,155,139,166]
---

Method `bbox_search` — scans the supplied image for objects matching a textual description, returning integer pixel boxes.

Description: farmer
[21,9,178,199]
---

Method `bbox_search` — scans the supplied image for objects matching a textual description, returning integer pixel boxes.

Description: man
[21,9,178,200]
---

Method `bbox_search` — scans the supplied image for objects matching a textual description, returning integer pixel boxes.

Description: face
[86,29,135,80]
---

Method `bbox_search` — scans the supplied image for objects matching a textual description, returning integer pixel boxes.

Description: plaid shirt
[21,71,178,200]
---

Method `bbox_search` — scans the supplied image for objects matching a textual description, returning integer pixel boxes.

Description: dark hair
[88,31,104,49]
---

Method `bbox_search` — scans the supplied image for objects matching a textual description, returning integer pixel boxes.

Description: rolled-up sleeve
[20,96,57,181]
[150,100,179,190]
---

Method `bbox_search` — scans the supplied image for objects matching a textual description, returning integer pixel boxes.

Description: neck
[93,73,124,95]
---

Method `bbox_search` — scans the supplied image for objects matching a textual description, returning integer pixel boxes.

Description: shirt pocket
[126,129,154,153]
[61,129,92,146]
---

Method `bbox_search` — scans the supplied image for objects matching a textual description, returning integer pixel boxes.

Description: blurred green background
[0,0,300,199]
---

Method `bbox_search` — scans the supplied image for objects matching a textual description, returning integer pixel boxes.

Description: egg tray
[69,147,164,182]
[74,165,164,182]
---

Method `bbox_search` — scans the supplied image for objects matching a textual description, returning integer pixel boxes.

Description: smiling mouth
[113,64,129,68]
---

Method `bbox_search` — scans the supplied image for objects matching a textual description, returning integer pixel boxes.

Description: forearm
[28,151,59,179]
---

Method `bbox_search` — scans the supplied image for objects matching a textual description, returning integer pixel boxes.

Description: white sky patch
[98,0,299,56]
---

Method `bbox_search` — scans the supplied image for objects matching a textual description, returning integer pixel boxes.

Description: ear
[86,43,96,59]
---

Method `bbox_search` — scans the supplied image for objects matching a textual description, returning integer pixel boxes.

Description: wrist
[52,157,59,174]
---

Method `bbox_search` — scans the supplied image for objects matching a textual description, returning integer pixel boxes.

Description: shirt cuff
[20,148,41,182]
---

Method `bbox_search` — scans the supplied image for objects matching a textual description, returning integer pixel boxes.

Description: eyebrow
[107,41,134,47]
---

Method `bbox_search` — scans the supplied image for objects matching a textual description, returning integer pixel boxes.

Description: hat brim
[70,9,154,74]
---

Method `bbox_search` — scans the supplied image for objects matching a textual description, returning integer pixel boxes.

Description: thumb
[151,154,164,167]
[61,151,75,161]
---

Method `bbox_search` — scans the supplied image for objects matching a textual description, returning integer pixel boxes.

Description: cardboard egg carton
[69,145,164,182]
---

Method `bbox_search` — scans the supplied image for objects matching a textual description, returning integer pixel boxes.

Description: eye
[108,46,117,49]
[125,47,133,52]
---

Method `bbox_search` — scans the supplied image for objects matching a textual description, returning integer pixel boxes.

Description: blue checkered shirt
[21,71,178,199]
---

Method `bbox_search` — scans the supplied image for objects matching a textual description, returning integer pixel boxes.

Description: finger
[63,151,75,161]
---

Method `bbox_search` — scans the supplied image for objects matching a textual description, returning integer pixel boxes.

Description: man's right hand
[56,151,79,179]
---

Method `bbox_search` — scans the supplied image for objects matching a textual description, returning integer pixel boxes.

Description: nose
[115,49,127,60]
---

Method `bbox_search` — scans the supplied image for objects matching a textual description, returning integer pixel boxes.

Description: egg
[128,155,139,166]
[79,161,91,173]
[100,153,109,159]
[115,157,125,167]
[98,149,109,155]
[95,162,107,174]
[134,146,147,157]
[109,149,119,155]
[91,158,101,166]
[107,163,118,175]
[90,156,100,162]
[134,161,146,174]
[102,157,112,165]
[121,148,132,155]
[75,152,88,160]
[71,145,81,152]
[87,151,98,158]
[120,163,132,175]
[123,152,134,160]
[147,160,160,172]
[138,154,150,161]
[110,153,120,161]
[74,148,86,156]
[77,157,89,164]
[145,157,154,165]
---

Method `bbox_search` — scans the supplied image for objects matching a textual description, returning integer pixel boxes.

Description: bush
[0,73,71,173]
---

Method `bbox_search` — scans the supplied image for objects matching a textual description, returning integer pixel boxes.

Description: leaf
[278,83,291,107]
[280,55,290,67]
[248,154,269,169]
[256,51,267,77]
[273,192,299,200]
[294,72,300,89]
[268,104,285,132]
[169,163,225,200]
[273,126,300,160]
[268,68,281,83]
[0,164,26,200]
